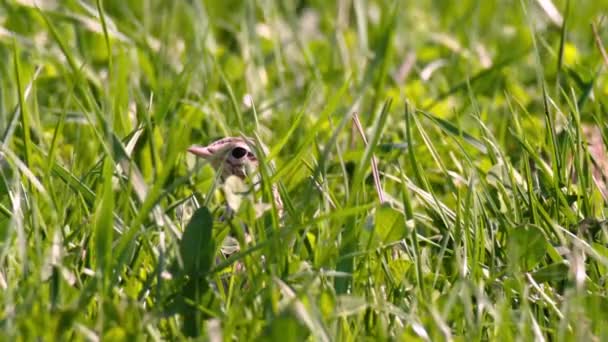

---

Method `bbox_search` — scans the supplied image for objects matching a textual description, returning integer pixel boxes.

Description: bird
[187,136,284,222]
[186,136,285,279]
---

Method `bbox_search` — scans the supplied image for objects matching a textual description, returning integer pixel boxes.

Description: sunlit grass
[1,0,607,340]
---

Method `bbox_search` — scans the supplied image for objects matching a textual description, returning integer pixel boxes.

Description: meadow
[1,0,608,340]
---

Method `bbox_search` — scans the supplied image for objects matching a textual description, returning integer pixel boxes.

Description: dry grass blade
[352,112,385,203]
[592,20,608,68]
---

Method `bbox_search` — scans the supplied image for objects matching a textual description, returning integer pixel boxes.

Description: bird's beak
[187,145,213,159]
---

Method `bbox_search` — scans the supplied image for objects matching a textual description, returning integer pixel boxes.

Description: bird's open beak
[187,145,213,159]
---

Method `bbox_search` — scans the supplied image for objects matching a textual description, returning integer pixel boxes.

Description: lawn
[1,0,608,340]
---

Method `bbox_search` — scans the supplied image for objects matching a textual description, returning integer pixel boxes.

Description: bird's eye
[231,147,248,159]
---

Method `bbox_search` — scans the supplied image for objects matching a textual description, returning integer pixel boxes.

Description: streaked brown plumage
[188,137,283,219]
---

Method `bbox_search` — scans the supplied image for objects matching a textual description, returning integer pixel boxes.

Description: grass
[1,0,608,340]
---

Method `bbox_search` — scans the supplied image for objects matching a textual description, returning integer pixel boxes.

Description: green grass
[1,0,608,340]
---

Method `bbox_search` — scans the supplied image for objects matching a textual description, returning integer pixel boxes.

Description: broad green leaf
[262,313,310,342]
[375,203,406,244]
[180,207,215,277]
[530,262,569,283]
[508,225,547,271]
[389,259,413,285]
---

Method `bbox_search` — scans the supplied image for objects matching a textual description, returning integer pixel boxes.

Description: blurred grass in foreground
[1,0,608,340]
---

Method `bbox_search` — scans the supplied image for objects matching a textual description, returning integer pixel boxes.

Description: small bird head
[189,136,284,220]
[188,137,259,181]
